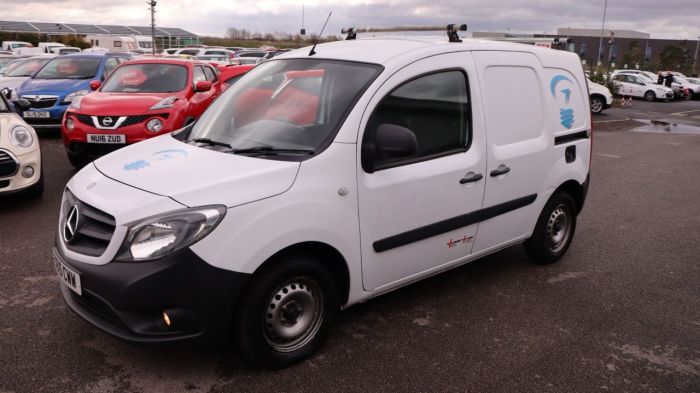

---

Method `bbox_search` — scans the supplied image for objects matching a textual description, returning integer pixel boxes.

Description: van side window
[363,70,470,171]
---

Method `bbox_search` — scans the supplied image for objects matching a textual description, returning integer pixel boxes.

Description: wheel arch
[553,178,587,214]
[246,241,351,305]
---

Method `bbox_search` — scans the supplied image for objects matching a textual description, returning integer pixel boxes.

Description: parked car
[0,56,55,98]
[1,41,32,52]
[587,78,613,114]
[54,35,591,368]
[0,55,23,72]
[161,48,179,55]
[611,73,673,101]
[53,47,82,55]
[232,50,268,65]
[669,74,699,99]
[38,42,65,54]
[14,53,131,129]
[195,55,230,65]
[0,94,43,197]
[218,64,255,89]
[61,58,238,167]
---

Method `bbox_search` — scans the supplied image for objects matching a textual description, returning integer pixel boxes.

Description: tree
[658,45,685,71]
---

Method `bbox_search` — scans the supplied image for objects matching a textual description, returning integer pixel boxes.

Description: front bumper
[54,244,250,344]
[22,105,68,129]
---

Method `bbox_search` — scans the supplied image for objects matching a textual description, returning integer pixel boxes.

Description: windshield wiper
[188,137,233,148]
[232,146,315,156]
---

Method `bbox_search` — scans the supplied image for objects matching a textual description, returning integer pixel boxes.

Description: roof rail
[341,24,467,42]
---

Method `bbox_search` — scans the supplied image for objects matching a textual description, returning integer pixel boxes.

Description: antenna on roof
[309,11,332,56]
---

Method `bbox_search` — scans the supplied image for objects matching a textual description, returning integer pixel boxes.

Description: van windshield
[182,58,382,159]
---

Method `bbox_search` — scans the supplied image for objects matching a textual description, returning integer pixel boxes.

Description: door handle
[490,165,510,177]
[459,172,483,184]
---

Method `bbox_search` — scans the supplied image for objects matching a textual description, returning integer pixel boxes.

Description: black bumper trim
[54,245,250,344]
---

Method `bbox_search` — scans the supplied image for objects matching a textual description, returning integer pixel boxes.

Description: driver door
[358,52,487,291]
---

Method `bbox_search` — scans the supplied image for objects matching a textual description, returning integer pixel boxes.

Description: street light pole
[148,0,157,55]
[596,0,609,73]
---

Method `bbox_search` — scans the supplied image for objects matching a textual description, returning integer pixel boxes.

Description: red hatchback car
[61,58,250,167]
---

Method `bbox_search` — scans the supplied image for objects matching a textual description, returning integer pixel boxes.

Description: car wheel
[590,96,604,114]
[23,165,44,199]
[524,192,577,265]
[232,255,339,369]
[67,153,89,169]
[684,90,692,100]
[644,91,656,101]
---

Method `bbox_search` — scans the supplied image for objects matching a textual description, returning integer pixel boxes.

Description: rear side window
[363,70,470,170]
[203,66,217,81]
[179,49,199,56]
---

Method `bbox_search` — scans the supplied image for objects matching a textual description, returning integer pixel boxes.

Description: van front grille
[63,191,116,257]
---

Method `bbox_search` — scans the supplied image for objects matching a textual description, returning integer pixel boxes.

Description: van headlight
[9,125,34,148]
[116,205,226,261]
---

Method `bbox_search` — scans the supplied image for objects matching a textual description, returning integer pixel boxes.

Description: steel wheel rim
[263,276,324,353]
[591,98,603,113]
[546,203,571,253]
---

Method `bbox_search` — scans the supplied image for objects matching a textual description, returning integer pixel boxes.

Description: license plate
[23,111,50,118]
[54,254,82,295]
[87,134,126,144]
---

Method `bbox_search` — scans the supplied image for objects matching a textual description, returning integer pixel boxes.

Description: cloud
[1,0,699,39]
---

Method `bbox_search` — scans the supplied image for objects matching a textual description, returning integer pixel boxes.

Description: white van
[54,33,591,368]
[38,42,65,54]
[1,41,32,52]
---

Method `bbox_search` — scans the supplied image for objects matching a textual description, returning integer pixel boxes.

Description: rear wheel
[524,192,577,265]
[644,91,656,101]
[232,256,338,369]
[590,95,604,114]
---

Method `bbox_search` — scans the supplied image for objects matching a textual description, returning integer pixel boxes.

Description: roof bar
[341,24,468,41]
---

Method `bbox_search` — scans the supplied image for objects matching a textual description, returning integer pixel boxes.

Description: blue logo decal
[151,149,188,161]
[123,149,188,171]
[550,75,575,129]
[124,160,150,171]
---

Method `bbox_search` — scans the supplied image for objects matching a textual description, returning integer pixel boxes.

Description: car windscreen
[6,58,52,77]
[181,58,382,159]
[101,63,188,93]
[34,57,101,79]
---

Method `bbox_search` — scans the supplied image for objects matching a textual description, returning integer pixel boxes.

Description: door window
[362,70,470,171]
[203,66,218,82]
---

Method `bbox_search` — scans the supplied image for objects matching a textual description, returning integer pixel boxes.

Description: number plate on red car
[87,134,126,144]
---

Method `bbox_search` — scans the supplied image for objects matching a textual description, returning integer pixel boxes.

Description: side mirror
[194,80,212,92]
[12,98,31,112]
[1,88,10,99]
[89,80,101,91]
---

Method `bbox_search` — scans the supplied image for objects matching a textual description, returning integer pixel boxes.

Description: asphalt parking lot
[1,99,699,393]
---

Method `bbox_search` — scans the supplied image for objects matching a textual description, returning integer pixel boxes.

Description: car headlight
[9,125,34,148]
[62,89,90,104]
[70,96,84,109]
[149,96,178,110]
[146,118,163,133]
[116,205,226,262]
[65,116,75,131]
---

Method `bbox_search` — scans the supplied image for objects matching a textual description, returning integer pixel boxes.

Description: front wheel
[524,192,577,265]
[644,91,656,101]
[232,256,338,369]
[590,96,604,114]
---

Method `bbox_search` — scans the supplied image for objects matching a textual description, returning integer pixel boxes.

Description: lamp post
[148,0,157,55]
[607,31,615,72]
[596,0,609,73]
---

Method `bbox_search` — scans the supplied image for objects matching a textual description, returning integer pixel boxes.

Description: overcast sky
[3,0,700,40]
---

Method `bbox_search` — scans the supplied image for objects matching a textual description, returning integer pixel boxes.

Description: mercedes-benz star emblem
[63,205,80,243]
[102,117,113,126]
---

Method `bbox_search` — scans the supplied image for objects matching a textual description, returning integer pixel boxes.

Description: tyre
[67,153,89,169]
[232,256,339,369]
[590,95,604,114]
[23,165,44,198]
[524,192,577,265]
[644,91,656,101]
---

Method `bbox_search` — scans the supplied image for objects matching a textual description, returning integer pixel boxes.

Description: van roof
[282,37,581,70]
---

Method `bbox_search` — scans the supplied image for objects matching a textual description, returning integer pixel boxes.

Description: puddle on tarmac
[632,119,700,134]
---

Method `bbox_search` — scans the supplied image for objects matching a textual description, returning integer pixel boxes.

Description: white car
[611,73,673,101]
[0,56,55,97]
[671,75,699,99]
[0,95,43,197]
[54,33,591,368]
[587,78,613,114]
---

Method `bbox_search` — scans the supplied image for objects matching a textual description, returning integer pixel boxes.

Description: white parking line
[670,109,700,117]
[597,153,621,158]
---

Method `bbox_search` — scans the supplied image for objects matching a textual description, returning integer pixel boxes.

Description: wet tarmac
[631,119,700,134]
